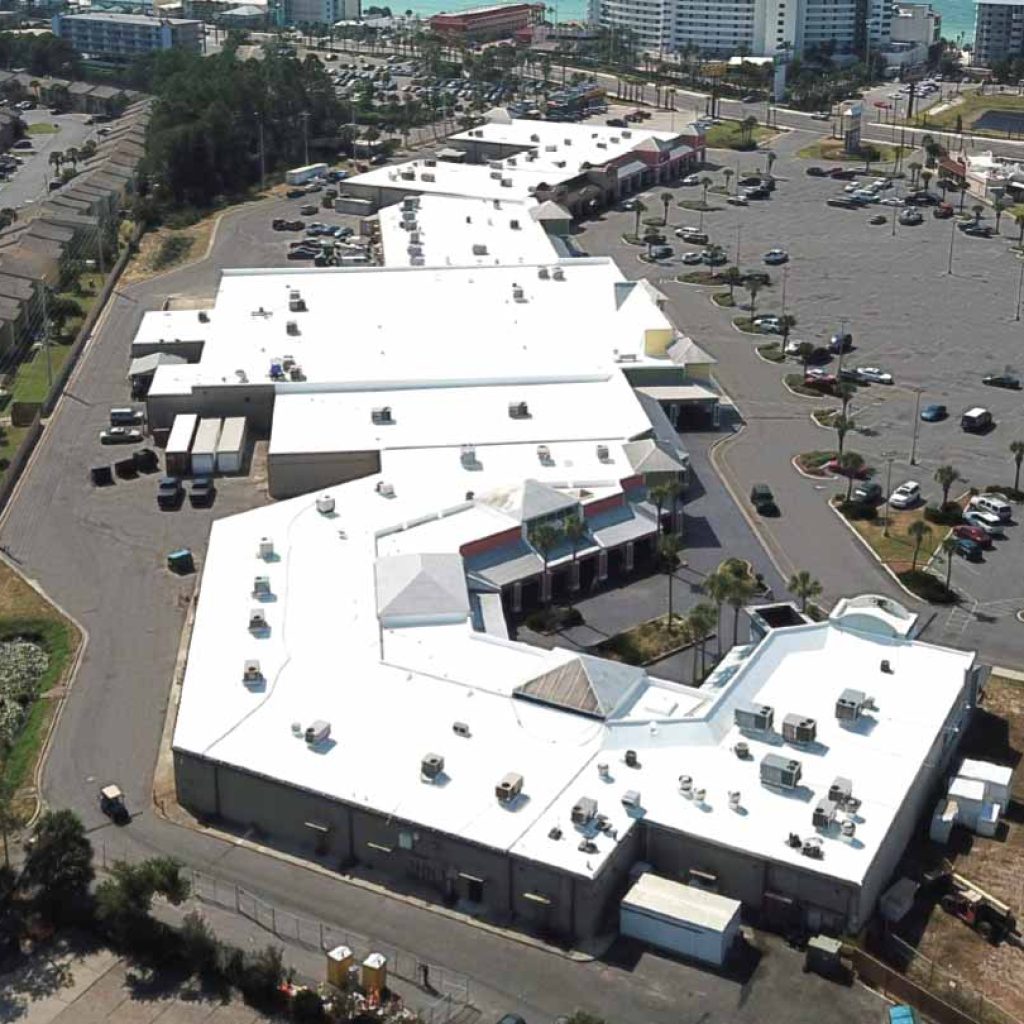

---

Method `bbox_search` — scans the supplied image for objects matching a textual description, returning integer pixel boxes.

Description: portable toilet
[361,952,387,995]
[326,945,353,988]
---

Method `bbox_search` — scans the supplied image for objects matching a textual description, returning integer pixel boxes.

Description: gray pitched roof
[375,553,469,624]
[515,654,645,719]
[623,438,688,475]
[520,478,577,522]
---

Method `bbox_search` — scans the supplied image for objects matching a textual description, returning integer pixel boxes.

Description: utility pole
[947,216,956,275]
[256,114,266,191]
[42,287,52,391]
[909,388,922,465]
[300,110,310,166]
[883,454,895,537]
[780,264,788,318]
[735,223,742,267]
[1016,259,1024,321]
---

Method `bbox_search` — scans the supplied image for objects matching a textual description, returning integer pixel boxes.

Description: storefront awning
[617,160,646,180]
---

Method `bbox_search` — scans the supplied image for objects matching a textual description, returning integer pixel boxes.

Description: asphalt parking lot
[2,108,97,210]
[576,129,1024,663]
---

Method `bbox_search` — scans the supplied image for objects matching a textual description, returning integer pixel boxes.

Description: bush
[525,606,583,633]
[898,569,956,604]
[923,503,962,525]
[837,499,877,521]
[240,944,286,1010]
[179,910,222,981]
[153,233,194,271]
[985,485,1024,502]
[292,989,325,1023]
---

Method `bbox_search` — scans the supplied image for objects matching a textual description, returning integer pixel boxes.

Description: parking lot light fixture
[947,217,956,276]
[910,388,922,465]
[882,453,897,537]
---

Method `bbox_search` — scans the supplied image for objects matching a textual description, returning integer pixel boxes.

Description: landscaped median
[756,342,785,363]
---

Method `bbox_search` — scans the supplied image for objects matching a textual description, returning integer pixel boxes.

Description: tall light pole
[909,388,922,466]
[947,216,956,275]
[1016,259,1024,321]
[883,453,896,537]
[780,264,788,318]
[300,110,310,166]
[735,223,742,267]
[256,114,266,191]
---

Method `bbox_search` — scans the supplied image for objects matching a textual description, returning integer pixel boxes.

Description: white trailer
[165,413,198,476]
[286,163,328,185]
[216,417,248,474]
[620,873,741,966]
[190,418,223,476]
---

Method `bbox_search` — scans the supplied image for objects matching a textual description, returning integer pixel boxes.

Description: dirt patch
[121,217,219,284]
[894,675,1024,1018]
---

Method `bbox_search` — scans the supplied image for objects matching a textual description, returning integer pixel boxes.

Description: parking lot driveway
[3,110,96,210]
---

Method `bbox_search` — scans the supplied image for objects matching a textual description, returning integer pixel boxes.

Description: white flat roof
[347,158,550,203]
[147,260,676,398]
[378,196,558,269]
[175,448,976,884]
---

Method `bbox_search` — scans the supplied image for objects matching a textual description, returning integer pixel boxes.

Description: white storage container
[216,417,247,474]
[190,418,223,476]
[165,413,198,476]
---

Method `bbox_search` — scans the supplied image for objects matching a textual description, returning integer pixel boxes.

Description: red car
[953,524,993,548]
[804,373,837,391]
[824,457,871,479]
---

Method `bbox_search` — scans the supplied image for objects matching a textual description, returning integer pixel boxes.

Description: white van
[970,493,1012,521]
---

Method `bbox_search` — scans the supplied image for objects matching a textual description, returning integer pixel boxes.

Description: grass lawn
[796,138,908,165]
[705,120,773,150]
[26,122,59,135]
[785,372,827,398]
[712,291,735,307]
[0,563,81,818]
[11,344,74,404]
[919,91,1024,137]
[848,505,942,573]
[812,408,840,427]
[796,449,837,475]
[594,615,692,666]
[757,342,784,362]
[676,199,722,212]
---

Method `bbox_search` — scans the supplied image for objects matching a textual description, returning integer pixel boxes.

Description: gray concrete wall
[148,384,275,434]
[268,450,381,499]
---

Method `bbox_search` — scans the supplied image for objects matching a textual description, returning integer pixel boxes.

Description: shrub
[153,234,194,271]
[985,485,1024,502]
[179,910,221,981]
[923,503,962,526]
[898,569,956,604]
[838,500,877,521]
[292,989,325,1023]
[240,944,286,1010]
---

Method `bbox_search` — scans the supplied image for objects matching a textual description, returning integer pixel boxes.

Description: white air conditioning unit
[286,320,299,336]
[258,537,274,560]
[376,481,395,498]
[460,444,477,467]
[305,719,330,745]
[253,575,271,596]
[537,444,551,464]
[622,790,641,809]
[316,494,335,515]
[242,660,262,684]
[249,608,267,632]
[596,444,610,461]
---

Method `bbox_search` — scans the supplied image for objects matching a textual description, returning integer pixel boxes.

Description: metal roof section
[623,872,742,932]
[623,438,688,475]
[667,334,716,366]
[375,552,470,627]
[515,653,646,720]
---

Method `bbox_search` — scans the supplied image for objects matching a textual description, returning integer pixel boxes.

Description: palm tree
[836,381,855,416]
[934,464,961,508]
[632,199,647,238]
[562,513,587,601]
[726,570,757,647]
[648,479,678,534]
[1012,440,1024,493]
[834,414,855,457]
[839,452,865,500]
[1015,210,1024,249]
[921,169,933,192]
[659,532,683,624]
[687,602,717,682]
[722,167,734,193]
[787,570,822,613]
[702,567,732,658]
[740,114,758,145]
[907,519,933,572]
[907,160,922,187]
[699,175,712,206]
[745,278,762,318]
[64,146,79,172]
[720,265,743,300]
[660,190,673,225]
[993,196,1008,233]
[971,204,984,227]
[528,523,562,607]
[48,150,63,176]
[942,535,956,594]
[794,341,814,374]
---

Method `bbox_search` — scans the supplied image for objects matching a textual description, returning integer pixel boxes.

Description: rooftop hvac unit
[408,244,423,256]
[545,144,557,152]
[552,267,565,281]
[728,790,742,811]
[253,575,271,596]
[316,494,335,515]
[537,444,551,464]
[693,787,706,804]
[305,720,331,745]
[410,231,422,244]
[421,172,435,182]
[734,741,751,759]
[813,798,838,830]
[622,790,641,809]
[538,267,550,280]
[242,660,262,684]
[489,160,503,170]
[735,703,774,732]
[554,160,566,169]
[282,354,296,370]
[411,255,425,266]
[288,289,306,312]
[495,772,524,804]
[840,819,857,840]
[563,138,572,146]
[289,365,305,382]
[249,608,267,632]
[530,133,540,142]
[622,129,632,138]
[596,444,610,462]
[400,170,415,180]
[501,178,513,187]
[571,796,598,825]
[376,481,395,498]
[609,136,619,143]
[508,401,529,419]
[829,777,853,806]
[596,142,607,149]
[424,158,436,167]
[291,721,302,737]
[460,444,477,467]
[489,170,502,179]
[802,837,824,859]
[421,753,445,780]
[402,197,418,210]
[507,157,517,166]
[783,714,817,745]
[510,219,520,229]
[472,243,488,256]
[258,537,274,560]
[836,688,873,721]
[286,320,299,336]
[760,753,802,789]
[371,406,394,425]
[198,310,209,322]
[624,749,638,768]
[597,763,610,780]
[452,721,471,738]
[402,209,416,222]
[512,284,525,302]
[526,152,537,161]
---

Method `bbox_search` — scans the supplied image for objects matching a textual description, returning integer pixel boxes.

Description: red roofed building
[429,3,541,43]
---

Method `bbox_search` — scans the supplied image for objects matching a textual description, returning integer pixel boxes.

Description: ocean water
[401,0,975,44]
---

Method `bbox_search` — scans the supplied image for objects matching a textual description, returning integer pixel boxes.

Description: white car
[783,338,807,356]
[681,251,704,265]
[726,195,748,206]
[879,196,905,207]
[852,190,880,203]
[99,427,143,445]
[811,111,831,120]
[682,174,701,186]
[844,183,861,193]
[889,481,921,508]
[857,366,893,384]
[754,315,782,332]
[963,509,1005,535]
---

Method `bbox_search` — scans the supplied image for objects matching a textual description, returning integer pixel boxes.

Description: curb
[790,454,833,481]
[993,665,1024,681]
[753,345,785,366]
[781,377,823,401]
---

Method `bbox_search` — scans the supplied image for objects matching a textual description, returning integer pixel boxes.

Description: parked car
[953,524,993,548]
[157,476,184,509]
[754,315,782,333]
[934,202,954,218]
[828,332,853,354]
[763,248,789,265]
[969,493,1012,520]
[856,366,893,385]
[286,188,305,199]
[110,407,144,426]
[649,244,673,260]
[920,403,947,421]
[750,483,779,516]
[681,251,704,265]
[190,478,216,507]
[702,248,727,265]
[879,196,905,207]
[826,197,861,209]
[811,111,832,121]
[300,203,318,216]
[889,481,921,508]
[682,173,701,186]
[961,407,993,432]
[99,784,130,825]
[826,457,871,479]
[906,191,939,206]
[806,166,828,177]
[829,167,856,179]
[953,537,983,561]
[676,228,709,244]
[743,186,770,200]
[898,208,923,225]
[726,195,749,206]
[852,481,883,504]
[100,427,142,445]
[982,373,1021,390]
[963,509,1005,536]
[960,223,993,238]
